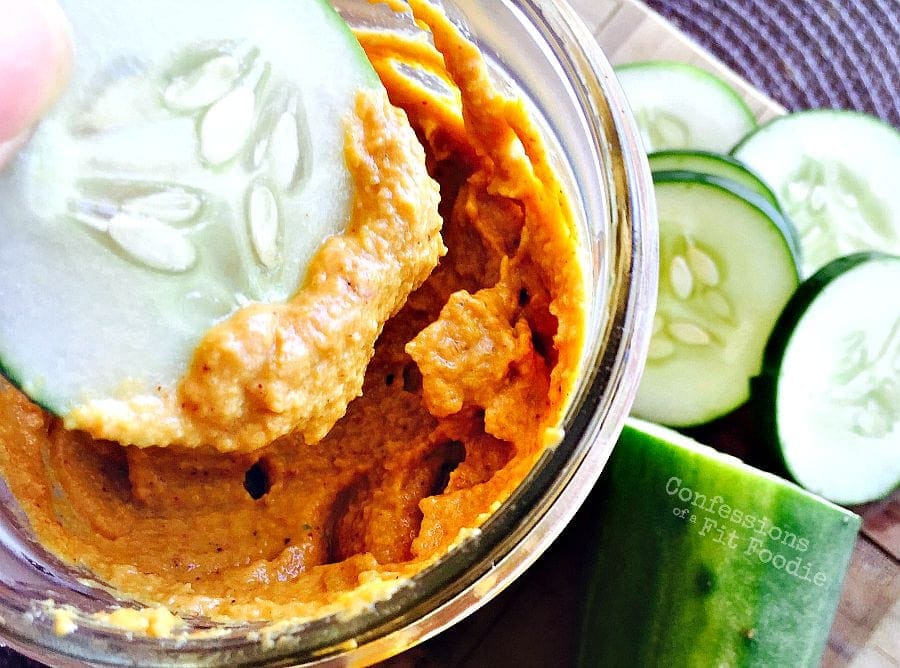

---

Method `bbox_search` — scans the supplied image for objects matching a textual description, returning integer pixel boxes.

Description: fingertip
[0,0,73,143]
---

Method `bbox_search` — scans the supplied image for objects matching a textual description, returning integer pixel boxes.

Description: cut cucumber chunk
[578,419,860,667]
[615,61,756,153]
[633,172,800,427]
[733,110,900,277]
[755,252,900,505]
[648,150,780,211]
[0,0,378,415]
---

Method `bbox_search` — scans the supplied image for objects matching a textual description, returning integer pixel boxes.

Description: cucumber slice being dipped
[648,150,781,211]
[615,61,756,153]
[633,172,800,427]
[755,252,900,505]
[733,110,900,277]
[0,0,379,417]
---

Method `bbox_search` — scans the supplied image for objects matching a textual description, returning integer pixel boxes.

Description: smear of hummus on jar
[0,0,586,632]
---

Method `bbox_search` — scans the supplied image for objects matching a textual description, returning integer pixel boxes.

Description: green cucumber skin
[578,422,859,667]
[652,170,803,269]
[0,363,53,416]
[753,252,900,503]
[318,0,381,87]
[648,150,781,211]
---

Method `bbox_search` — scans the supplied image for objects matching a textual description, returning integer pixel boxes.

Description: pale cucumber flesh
[0,0,378,414]
[733,110,900,277]
[615,61,756,153]
[633,173,799,426]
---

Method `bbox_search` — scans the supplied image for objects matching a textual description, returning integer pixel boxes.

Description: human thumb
[0,0,72,166]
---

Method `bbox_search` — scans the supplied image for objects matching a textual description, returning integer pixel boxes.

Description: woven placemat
[645,0,900,128]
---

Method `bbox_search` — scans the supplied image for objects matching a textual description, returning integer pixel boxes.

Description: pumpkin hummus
[66,84,445,454]
[0,0,586,631]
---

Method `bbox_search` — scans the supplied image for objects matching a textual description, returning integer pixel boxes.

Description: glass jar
[0,0,657,664]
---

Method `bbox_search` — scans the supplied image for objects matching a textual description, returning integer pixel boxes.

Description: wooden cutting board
[386,1,900,665]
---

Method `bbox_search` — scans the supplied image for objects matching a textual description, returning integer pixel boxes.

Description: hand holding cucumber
[0,0,443,452]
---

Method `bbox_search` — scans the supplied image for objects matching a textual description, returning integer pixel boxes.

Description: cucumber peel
[648,150,781,211]
[0,0,379,417]
[578,419,860,667]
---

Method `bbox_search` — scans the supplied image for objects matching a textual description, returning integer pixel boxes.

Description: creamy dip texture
[0,0,586,630]
[67,85,445,453]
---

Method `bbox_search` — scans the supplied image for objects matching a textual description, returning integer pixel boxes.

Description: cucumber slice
[615,61,756,153]
[578,419,860,667]
[733,110,900,277]
[648,150,781,211]
[633,172,800,427]
[755,252,900,505]
[0,0,378,415]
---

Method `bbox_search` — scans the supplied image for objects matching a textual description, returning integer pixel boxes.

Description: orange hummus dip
[66,84,445,454]
[0,0,586,628]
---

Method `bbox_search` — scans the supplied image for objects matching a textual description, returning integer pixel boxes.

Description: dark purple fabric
[1,1,897,666]
[645,0,900,127]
